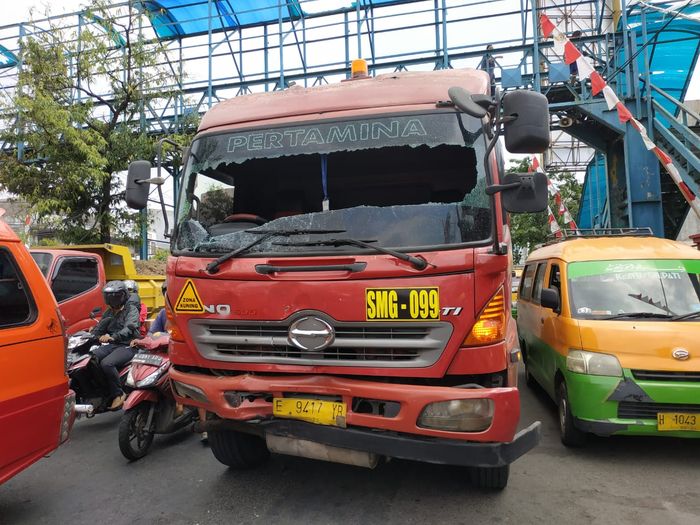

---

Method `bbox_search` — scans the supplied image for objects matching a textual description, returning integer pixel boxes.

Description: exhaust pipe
[74,404,94,417]
[266,434,379,469]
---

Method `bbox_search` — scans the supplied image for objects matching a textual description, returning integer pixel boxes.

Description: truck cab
[0,213,75,484]
[30,249,104,334]
[127,66,549,489]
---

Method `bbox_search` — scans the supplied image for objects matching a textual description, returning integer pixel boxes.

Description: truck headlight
[418,399,494,432]
[567,350,622,377]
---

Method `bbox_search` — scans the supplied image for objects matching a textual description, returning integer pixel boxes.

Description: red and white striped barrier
[540,13,700,221]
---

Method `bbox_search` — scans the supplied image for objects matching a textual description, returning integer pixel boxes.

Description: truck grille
[189,315,452,367]
[617,401,700,420]
[631,370,700,382]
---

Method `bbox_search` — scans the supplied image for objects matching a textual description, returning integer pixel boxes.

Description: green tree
[0,1,184,243]
[509,157,582,262]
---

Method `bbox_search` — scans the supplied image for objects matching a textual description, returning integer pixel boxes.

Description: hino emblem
[671,348,690,361]
[288,316,335,351]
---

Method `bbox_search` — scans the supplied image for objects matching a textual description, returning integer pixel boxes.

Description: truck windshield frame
[173,110,492,258]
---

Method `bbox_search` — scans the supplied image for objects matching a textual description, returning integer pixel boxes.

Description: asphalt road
[2,369,699,525]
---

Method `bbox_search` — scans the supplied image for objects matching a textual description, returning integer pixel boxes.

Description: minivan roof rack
[541,227,653,246]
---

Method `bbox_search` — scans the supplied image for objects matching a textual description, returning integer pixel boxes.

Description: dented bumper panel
[170,369,527,445]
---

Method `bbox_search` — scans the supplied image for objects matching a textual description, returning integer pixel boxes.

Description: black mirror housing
[540,287,560,311]
[500,172,548,213]
[502,90,550,153]
[126,160,152,210]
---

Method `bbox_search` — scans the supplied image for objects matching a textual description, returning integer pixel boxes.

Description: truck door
[50,256,102,333]
[0,246,66,484]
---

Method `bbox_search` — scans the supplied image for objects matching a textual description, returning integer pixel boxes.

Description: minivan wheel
[557,381,586,447]
[521,345,536,389]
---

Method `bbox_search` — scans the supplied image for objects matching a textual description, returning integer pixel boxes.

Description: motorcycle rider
[92,281,141,410]
[124,279,148,337]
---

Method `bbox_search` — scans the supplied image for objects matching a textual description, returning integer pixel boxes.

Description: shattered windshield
[174,112,490,255]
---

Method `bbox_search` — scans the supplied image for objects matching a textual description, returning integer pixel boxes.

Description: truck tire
[557,380,586,447]
[209,428,270,469]
[471,465,509,490]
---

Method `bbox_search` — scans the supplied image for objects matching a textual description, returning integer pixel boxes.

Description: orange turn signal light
[464,287,506,346]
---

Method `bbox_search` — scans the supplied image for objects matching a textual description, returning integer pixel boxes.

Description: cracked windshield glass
[568,260,700,319]
[174,112,489,255]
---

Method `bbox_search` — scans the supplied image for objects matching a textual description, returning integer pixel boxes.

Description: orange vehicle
[0,212,75,485]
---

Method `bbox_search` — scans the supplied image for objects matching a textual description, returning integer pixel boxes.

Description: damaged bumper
[171,369,541,466]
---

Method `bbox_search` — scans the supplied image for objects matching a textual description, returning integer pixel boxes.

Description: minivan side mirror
[502,90,550,154]
[541,287,560,312]
[126,160,154,210]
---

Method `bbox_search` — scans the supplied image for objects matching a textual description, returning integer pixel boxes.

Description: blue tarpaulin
[134,0,423,40]
[0,44,18,69]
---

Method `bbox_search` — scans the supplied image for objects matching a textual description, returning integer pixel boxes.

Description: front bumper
[171,369,540,464]
[199,418,541,468]
[566,369,700,438]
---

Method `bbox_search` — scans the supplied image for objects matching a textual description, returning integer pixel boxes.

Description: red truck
[127,65,550,489]
[29,245,165,334]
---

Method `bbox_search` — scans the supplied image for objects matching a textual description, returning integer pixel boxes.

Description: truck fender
[124,389,159,411]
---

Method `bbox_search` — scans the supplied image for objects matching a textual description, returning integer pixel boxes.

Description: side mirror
[488,172,548,213]
[126,160,153,210]
[502,90,550,153]
[540,287,560,311]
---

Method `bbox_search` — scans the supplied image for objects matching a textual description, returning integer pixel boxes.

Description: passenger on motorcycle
[92,281,141,410]
[124,279,148,337]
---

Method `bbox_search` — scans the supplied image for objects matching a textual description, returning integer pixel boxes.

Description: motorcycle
[67,331,132,417]
[118,334,197,460]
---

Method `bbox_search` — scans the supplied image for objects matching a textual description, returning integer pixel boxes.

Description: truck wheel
[119,403,155,461]
[557,381,586,447]
[471,465,509,490]
[209,428,269,469]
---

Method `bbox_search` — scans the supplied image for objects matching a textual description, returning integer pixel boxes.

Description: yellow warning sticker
[174,279,205,314]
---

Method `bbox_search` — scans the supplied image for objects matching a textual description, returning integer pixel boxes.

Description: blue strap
[321,154,328,201]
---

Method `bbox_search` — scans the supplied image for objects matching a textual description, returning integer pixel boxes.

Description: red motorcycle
[118,334,197,460]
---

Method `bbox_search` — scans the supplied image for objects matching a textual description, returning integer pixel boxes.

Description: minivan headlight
[567,350,622,377]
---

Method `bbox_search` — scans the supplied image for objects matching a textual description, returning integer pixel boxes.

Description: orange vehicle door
[0,242,68,484]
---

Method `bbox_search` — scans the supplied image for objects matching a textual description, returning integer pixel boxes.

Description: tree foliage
[509,157,583,262]
[0,1,187,243]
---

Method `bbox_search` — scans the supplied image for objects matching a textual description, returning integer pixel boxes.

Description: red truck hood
[168,249,507,377]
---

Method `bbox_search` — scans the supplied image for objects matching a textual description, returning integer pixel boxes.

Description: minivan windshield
[568,259,700,319]
[173,111,490,256]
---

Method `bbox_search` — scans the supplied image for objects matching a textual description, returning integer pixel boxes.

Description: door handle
[540,318,544,324]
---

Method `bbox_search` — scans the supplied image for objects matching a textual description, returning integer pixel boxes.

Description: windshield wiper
[670,311,700,321]
[598,312,673,320]
[204,229,346,274]
[275,238,431,270]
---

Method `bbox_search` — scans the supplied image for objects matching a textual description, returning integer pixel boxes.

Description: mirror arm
[482,94,508,256]
[485,181,521,195]
[156,138,181,181]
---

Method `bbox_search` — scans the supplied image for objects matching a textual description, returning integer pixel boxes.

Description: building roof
[527,235,700,263]
[198,68,489,133]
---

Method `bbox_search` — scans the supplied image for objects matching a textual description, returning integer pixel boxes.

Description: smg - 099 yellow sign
[366,287,440,321]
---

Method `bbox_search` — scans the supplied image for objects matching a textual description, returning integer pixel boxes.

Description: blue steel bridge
[0,0,698,241]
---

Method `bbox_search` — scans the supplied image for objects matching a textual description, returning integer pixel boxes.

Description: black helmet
[103,281,129,310]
